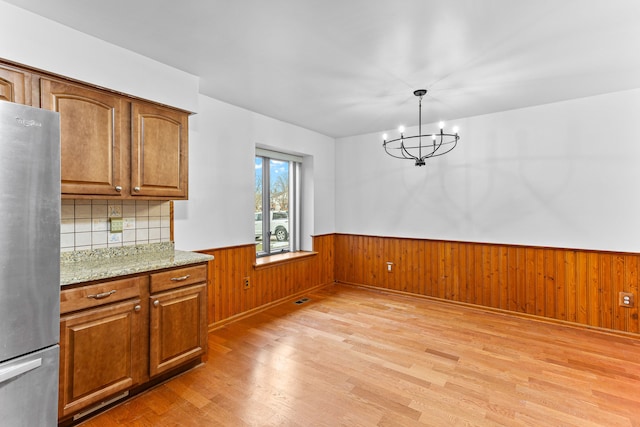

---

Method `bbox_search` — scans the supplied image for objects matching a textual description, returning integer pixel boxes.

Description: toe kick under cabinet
[58,263,208,423]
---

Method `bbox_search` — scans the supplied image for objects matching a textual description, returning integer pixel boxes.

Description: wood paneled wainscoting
[335,234,640,335]
[198,234,334,329]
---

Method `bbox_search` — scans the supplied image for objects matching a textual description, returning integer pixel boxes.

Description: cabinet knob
[134,304,141,312]
[134,186,141,192]
[115,186,122,192]
[153,300,160,307]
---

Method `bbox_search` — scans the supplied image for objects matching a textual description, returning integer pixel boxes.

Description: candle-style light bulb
[398,125,405,134]
[452,126,459,135]
[432,134,436,141]
[382,133,388,141]
[439,121,445,130]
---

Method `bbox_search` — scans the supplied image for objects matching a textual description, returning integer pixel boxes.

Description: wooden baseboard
[207,283,330,331]
[337,280,640,340]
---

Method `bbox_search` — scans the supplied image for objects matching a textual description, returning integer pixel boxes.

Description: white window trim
[255,149,302,257]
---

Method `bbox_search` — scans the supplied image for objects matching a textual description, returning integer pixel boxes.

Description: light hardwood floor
[80,284,640,426]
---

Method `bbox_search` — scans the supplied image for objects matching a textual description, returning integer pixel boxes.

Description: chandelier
[382,89,460,166]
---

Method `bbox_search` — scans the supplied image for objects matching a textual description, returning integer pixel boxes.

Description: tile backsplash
[61,200,171,252]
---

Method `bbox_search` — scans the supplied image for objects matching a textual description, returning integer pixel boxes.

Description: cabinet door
[131,101,188,199]
[40,78,125,196]
[0,65,31,105]
[149,283,206,377]
[59,299,143,418]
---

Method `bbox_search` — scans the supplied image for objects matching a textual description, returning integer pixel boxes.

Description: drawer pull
[134,304,141,312]
[87,290,117,300]
[170,274,190,282]
[153,300,160,307]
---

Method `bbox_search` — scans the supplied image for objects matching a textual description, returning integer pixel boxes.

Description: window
[255,149,301,256]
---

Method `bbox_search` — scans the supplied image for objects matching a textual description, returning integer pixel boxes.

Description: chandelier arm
[423,136,459,159]
[383,146,406,160]
[383,141,418,161]
[400,141,419,162]
[422,139,443,160]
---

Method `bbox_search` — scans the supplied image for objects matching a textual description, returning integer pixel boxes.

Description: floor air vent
[294,297,310,305]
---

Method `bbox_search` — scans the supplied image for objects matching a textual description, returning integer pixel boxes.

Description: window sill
[254,251,317,270]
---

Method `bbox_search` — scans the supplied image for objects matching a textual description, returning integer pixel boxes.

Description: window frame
[255,148,302,257]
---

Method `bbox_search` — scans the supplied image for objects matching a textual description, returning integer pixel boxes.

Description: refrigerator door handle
[0,358,42,384]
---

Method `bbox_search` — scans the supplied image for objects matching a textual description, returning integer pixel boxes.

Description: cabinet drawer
[60,276,144,314]
[150,264,207,293]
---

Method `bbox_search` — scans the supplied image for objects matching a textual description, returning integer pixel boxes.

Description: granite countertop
[60,242,214,286]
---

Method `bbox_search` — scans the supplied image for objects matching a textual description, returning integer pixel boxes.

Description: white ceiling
[5,0,640,138]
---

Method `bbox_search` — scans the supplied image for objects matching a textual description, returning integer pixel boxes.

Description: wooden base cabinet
[59,299,144,419]
[149,264,208,377]
[58,263,208,423]
[150,284,207,376]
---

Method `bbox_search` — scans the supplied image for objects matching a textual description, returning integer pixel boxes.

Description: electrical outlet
[619,292,634,308]
[243,277,250,290]
[109,217,123,233]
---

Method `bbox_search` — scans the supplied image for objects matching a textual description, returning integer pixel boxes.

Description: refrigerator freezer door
[0,102,60,362]
[0,345,59,426]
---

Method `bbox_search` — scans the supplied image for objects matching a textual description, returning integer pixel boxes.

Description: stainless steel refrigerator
[0,101,60,426]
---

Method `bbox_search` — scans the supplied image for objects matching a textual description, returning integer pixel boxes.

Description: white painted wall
[0,1,198,112]
[336,89,640,253]
[0,1,336,252]
[6,0,640,254]
[173,95,336,251]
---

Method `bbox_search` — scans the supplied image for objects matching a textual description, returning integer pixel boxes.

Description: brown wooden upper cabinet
[39,77,189,200]
[0,63,32,105]
[40,78,125,197]
[131,101,188,199]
